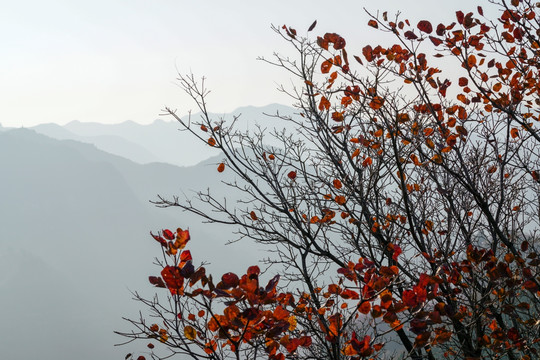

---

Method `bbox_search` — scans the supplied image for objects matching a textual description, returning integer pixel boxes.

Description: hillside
[0,129,260,360]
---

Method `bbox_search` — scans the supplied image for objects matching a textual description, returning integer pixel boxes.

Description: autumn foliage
[119,1,540,359]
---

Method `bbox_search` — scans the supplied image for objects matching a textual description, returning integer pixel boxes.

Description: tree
[118,1,540,359]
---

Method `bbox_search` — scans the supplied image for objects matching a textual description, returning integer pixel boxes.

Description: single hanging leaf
[217,163,225,172]
[250,211,258,220]
[308,20,317,32]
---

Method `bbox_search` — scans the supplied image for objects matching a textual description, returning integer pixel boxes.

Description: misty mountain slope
[30,103,297,167]
[0,129,262,360]
[32,122,161,164]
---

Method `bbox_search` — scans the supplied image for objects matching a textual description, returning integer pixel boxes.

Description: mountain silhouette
[30,103,296,167]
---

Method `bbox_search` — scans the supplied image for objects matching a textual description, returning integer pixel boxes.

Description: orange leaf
[184,326,197,340]
[250,211,258,220]
[467,54,477,68]
[510,128,519,139]
[369,96,385,110]
[319,96,331,111]
[217,163,225,173]
[333,179,343,189]
[358,301,371,314]
[321,59,333,74]
[208,138,216,147]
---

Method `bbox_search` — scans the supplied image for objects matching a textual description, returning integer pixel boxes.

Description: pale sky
[1,0,485,127]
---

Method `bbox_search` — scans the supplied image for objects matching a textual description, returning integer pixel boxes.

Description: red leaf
[317,36,329,50]
[429,36,442,46]
[321,59,333,74]
[180,250,192,263]
[288,171,297,180]
[221,272,240,289]
[358,301,371,314]
[477,6,484,16]
[436,23,446,36]
[368,20,378,29]
[354,55,364,65]
[217,163,225,172]
[161,266,184,295]
[273,305,289,320]
[319,96,331,111]
[265,274,280,292]
[247,265,260,277]
[404,31,418,40]
[369,96,385,110]
[151,232,167,247]
[362,45,373,62]
[510,128,519,139]
[456,11,464,24]
[176,229,191,250]
[149,276,166,288]
[417,20,433,34]
[333,36,346,50]
[392,245,402,261]
[163,229,175,240]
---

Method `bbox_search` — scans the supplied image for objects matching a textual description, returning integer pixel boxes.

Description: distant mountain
[30,103,297,167]
[0,129,261,360]
[32,122,161,163]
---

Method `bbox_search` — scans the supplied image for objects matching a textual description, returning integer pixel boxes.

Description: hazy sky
[1,0,483,127]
